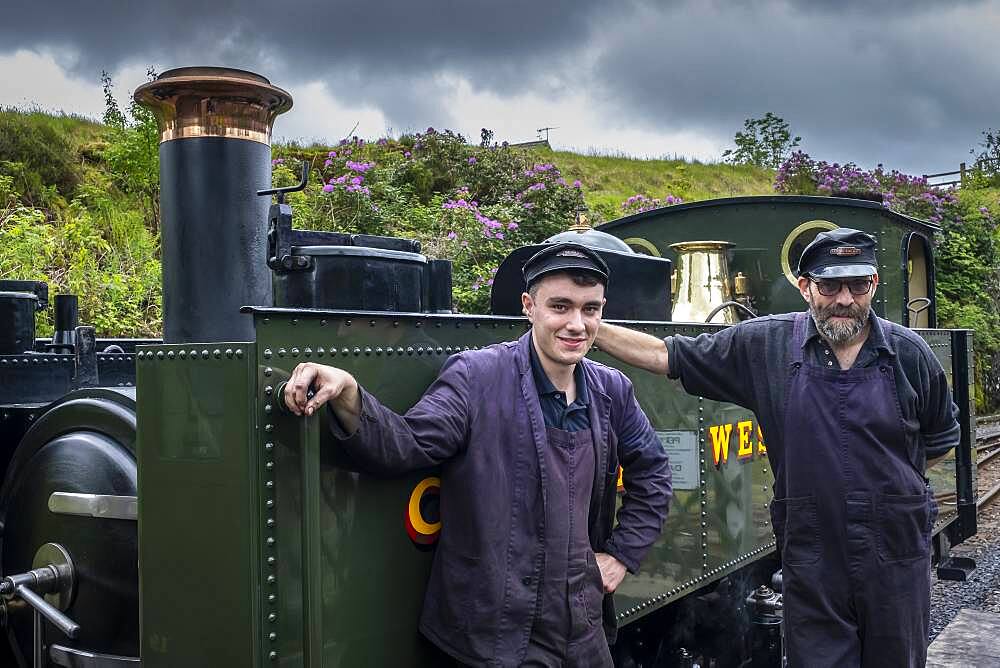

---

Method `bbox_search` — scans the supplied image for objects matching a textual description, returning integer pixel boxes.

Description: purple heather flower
[468,156,477,165]
[447,231,457,240]
[573,180,582,188]
[404,151,412,158]
[426,127,436,134]
[322,184,334,193]
[495,233,504,240]
[324,159,333,168]
[328,151,337,158]
[351,176,363,186]
[507,222,518,230]
[347,160,374,173]
[377,138,388,145]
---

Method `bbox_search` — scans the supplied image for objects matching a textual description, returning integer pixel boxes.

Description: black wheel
[0,389,138,663]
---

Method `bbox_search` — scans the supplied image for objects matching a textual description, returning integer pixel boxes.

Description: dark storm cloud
[2,0,997,173]
[0,0,624,130]
[591,1,1000,172]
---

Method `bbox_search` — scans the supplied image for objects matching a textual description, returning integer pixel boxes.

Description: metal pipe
[15,586,80,639]
[33,609,42,668]
[134,67,293,343]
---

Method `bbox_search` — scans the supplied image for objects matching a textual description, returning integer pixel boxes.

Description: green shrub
[270,133,583,313]
[100,71,160,233]
[0,109,85,208]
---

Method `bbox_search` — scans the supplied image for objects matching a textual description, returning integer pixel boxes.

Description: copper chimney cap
[134,66,293,145]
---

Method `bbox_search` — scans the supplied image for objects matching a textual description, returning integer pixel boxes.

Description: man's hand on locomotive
[283,361,633,595]
[284,362,362,433]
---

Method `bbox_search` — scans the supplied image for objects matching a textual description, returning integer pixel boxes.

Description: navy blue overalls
[771,313,936,667]
[522,425,612,667]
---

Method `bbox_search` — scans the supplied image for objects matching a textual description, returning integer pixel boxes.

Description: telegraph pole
[536,126,558,142]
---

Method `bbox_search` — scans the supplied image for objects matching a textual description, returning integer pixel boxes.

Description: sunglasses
[809,277,873,297]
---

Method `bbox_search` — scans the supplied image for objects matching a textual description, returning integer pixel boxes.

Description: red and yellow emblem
[405,476,442,546]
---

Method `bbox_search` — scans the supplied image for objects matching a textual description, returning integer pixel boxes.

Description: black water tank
[490,238,674,321]
[273,246,429,311]
[0,291,38,355]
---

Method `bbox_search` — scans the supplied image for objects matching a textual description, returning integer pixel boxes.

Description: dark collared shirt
[529,336,591,432]
[664,312,960,471]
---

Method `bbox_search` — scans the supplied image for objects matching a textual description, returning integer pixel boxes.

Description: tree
[723,112,801,169]
[480,127,495,148]
[971,128,1000,183]
[101,68,161,233]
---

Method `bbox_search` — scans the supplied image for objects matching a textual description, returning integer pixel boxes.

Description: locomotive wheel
[0,388,138,663]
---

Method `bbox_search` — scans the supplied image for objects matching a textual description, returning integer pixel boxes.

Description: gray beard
[809,302,870,345]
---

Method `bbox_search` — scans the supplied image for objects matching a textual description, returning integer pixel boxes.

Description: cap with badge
[522,242,610,289]
[796,228,878,278]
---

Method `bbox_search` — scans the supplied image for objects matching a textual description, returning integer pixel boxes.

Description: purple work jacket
[331,330,672,666]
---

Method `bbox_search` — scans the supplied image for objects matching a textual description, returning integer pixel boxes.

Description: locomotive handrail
[705,300,757,323]
[300,412,323,668]
[273,381,323,667]
[257,162,309,203]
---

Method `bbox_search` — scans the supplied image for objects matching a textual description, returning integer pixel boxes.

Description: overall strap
[790,312,808,368]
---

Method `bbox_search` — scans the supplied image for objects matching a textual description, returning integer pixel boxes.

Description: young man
[594,228,959,668]
[284,242,672,667]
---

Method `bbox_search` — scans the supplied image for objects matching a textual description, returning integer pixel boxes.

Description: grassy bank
[538,148,775,219]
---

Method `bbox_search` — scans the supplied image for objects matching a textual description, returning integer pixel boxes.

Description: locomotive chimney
[134,67,292,343]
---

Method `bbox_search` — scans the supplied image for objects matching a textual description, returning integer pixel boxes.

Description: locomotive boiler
[0,67,978,667]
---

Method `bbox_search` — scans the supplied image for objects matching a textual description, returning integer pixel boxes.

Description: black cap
[522,242,610,289]
[796,228,878,278]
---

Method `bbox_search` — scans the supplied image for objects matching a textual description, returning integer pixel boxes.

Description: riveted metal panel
[591,323,776,625]
[255,312,530,666]
[136,343,259,668]
[252,311,783,657]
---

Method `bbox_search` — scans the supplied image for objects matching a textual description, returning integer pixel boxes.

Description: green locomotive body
[134,194,975,667]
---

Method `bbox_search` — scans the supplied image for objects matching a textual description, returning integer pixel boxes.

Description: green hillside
[529,148,774,219]
[2,107,999,408]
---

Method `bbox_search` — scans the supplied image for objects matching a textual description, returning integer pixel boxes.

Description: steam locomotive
[0,67,977,667]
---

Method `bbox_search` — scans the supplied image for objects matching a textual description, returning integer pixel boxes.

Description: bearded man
[594,228,959,668]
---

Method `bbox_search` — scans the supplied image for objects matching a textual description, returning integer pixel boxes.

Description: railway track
[933,424,1000,511]
[975,422,1000,510]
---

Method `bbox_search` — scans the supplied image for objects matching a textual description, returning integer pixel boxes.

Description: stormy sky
[2,0,998,176]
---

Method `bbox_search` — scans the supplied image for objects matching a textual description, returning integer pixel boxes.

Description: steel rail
[977,479,1000,510]
[980,446,1000,468]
